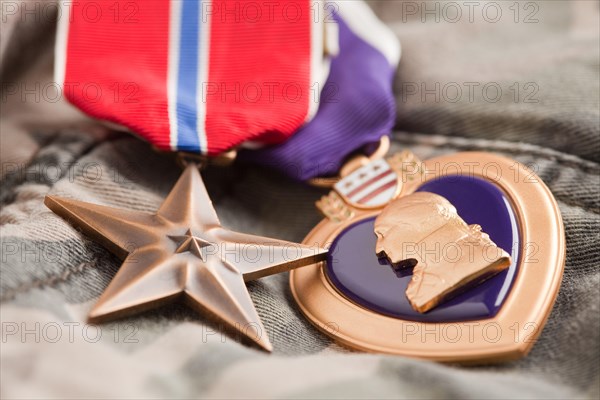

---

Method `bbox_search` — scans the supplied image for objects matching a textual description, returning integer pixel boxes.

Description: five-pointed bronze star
[44,164,327,351]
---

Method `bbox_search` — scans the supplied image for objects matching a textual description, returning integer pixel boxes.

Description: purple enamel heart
[325,175,519,322]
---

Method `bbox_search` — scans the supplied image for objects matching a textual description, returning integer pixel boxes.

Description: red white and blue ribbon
[55,0,326,155]
[55,1,400,179]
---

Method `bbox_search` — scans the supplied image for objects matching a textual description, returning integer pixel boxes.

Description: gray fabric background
[1,1,599,399]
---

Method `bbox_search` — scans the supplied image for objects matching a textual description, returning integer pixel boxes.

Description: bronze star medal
[45,164,327,351]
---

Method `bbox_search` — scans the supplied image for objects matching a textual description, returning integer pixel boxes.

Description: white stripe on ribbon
[168,0,183,150]
[336,0,401,66]
[196,0,211,154]
[307,0,328,122]
[54,0,72,87]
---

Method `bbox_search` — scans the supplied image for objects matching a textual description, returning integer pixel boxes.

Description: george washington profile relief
[374,192,511,313]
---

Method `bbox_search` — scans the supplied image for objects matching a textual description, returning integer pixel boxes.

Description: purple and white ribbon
[242,1,401,180]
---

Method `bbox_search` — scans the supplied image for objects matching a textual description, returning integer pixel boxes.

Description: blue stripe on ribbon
[175,0,200,151]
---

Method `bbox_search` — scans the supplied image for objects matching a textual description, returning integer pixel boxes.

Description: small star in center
[168,229,212,261]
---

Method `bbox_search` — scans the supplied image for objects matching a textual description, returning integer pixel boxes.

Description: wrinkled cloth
[1,1,599,399]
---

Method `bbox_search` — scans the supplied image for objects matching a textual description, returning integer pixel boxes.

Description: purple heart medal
[291,150,565,363]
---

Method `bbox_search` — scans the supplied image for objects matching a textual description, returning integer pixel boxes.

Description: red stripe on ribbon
[205,0,312,154]
[64,1,171,148]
